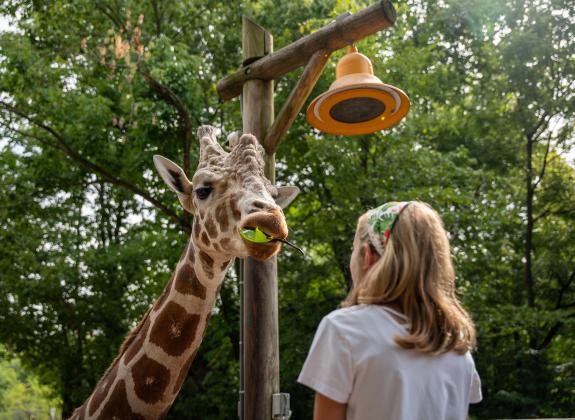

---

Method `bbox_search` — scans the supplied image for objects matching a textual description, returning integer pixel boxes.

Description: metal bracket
[272,393,292,420]
[238,390,244,419]
[336,11,352,21]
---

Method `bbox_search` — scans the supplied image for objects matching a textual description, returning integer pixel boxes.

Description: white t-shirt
[298,304,482,420]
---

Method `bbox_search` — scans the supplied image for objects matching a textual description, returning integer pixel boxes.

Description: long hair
[342,201,476,355]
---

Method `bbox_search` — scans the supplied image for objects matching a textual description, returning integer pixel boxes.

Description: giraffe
[70,125,299,419]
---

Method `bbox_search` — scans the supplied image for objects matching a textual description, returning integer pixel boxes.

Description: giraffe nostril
[252,200,266,209]
[249,200,272,213]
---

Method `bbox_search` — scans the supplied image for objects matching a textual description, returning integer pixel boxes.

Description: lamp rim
[307,83,410,136]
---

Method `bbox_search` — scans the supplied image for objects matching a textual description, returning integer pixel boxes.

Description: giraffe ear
[153,155,195,213]
[274,186,300,209]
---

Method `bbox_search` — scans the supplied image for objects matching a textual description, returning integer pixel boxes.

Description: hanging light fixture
[306,45,410,136]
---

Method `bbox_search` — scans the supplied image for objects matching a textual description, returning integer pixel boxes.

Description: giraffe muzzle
[240,208,288,240]
[240,208,289,260]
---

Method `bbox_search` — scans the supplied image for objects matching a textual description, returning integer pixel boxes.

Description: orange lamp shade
[307,45,410,136]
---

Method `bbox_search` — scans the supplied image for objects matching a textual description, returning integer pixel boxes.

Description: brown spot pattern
[88,358,118,417]
[220,260,231,272]
[132,354,171,404]
[218,179,229,193]
[215,202,229,232]
[154,275,174,312]
[174,264,206,299]
[187,244,196,264]
[220,237,231,248]
[204,215,218,237]
[229,195,241,220]
[172,349,198,394]
[149,302,201,357]
[179,241,191,263]
[70,403,86,420]
[198,251,214,277]
[98,380,144,420]
[201,231,210,246]
[193,221,201,240]
[124,315,151,365]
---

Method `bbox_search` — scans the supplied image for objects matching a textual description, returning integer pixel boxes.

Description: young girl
[298,201,482,420]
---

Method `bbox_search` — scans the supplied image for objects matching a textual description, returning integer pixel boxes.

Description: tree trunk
[525,134,535,309]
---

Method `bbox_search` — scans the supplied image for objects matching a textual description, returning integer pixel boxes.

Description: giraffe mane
[118,304,154,357]
[95,304,154,383]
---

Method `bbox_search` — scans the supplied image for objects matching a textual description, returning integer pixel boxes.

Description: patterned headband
[366,201,412,255]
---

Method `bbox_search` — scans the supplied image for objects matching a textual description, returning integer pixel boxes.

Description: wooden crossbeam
[217,0,396,101]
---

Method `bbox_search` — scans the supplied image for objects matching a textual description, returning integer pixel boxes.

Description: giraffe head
[153,125,298,261]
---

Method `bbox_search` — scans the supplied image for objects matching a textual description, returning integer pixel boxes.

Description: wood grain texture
[217,0,396,100]
[241,16,279,420]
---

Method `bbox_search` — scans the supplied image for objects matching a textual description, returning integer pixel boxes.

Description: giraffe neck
[73,238,233,419]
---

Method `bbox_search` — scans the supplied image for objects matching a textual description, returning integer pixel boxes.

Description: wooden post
[241,16,277,420]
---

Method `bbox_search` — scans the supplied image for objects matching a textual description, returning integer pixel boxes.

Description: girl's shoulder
[323,304,409,335]
[325,304,369,320]
[320,305,406,350]
[323,304,383,329]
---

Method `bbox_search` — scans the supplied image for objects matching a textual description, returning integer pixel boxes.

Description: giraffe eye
[194,187,213,200]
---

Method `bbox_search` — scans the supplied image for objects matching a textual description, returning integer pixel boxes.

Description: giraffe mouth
[240,227,304,256]
[241,209,288,240]
[239,226,280,247]
[240,233,282,261]
[240,209,290,260]
[239,226,277,241]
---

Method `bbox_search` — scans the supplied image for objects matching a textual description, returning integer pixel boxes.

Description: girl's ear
[153,155,195,213]
[362,243,380,270]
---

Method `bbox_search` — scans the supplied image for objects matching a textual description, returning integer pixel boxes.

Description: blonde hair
[342,201,476,355]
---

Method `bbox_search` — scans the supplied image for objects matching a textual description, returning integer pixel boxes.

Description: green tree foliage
[0,0,573,418]
[0,346,61,419]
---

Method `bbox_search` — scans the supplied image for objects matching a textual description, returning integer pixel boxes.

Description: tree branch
[533,207,552,223]
[534,206,575,223]
[526,111,551,144]
[556,267,575,309]
[0,101,191,233]
[94,2,125,32]
[532,133,553,190]
[150,0,163,37]
[138,68,196,177]
[535,268,575,349]
[0,122,64,152]
[536,321,563,350]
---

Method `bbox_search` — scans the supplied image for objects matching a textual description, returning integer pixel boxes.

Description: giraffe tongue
[271,238,305,256]
[240,227,304,256]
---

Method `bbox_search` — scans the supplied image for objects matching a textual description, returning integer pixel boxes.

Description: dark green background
[0,0,573,418]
